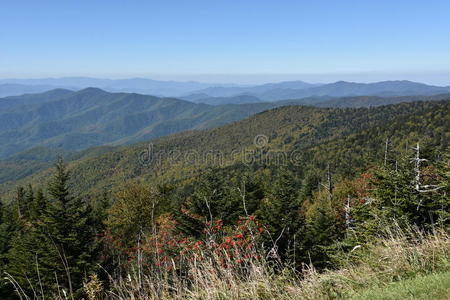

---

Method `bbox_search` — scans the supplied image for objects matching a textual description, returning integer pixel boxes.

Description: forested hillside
[314,93,450,108]
[4,0,450,298]
[1,100,448,199]
[1,87,448,161]
[0,100,448,299]
[0,88,280,158]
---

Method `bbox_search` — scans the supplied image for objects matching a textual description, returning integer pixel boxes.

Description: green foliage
[299,205,343,269]
[351,148,450,236]
[106,183,171,247]
[2,100,448,199]
[0,100,448,298]
[0,201,20,298]
[5,159,100,298]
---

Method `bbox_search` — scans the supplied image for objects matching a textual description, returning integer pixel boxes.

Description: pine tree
[7,159,98,298]
[0,201,18,298]
[297,205,341,269]
[23,184,35,220]
[42,158,98,296]
[15,186,25,219]
[31,188,47,221]
[256,169,303,259]
[434,151,450,227]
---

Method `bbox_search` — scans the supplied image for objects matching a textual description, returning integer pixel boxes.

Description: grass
[95,227,449,300]
[350,271,450,300]
[294,228,450,300]
[10,225,450,299]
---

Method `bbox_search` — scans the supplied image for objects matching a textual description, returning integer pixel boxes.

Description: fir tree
[15,186,25,219]
[297,206,342,269]
[23,184,35,220]
[7,159,98,298]
[42,158,98,296]
[31,188,47,221]
[0,201,17,298]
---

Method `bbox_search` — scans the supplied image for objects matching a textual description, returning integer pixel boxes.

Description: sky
[1,0,450,85]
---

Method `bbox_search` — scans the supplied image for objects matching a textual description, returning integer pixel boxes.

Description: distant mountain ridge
[187,80,450,102]
[0,88,74,110]
[186,80,319,98]
[186,95,264,105]
[2,78,449,102]
[0,77,242,97]
[0,83,67,98]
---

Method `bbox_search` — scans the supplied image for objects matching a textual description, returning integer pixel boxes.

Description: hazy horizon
[3,1,450,86]
[1,72,450,86]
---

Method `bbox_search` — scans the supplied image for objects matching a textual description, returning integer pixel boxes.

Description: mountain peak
[76,87,107,94]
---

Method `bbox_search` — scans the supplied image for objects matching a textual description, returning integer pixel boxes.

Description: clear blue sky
[1,0,450,84]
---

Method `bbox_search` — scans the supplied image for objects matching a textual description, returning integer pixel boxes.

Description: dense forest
[0,100,449,299]
[1,87,448,160]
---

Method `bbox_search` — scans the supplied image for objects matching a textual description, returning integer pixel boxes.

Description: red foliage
[106,213,265,272]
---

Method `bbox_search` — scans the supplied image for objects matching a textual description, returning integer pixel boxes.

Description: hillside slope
[1,100,447,199]
[0,88,281,158]
[2,87,449,160]
[315,93,450,108]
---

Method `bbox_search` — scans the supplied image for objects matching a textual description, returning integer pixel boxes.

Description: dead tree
[320,163,333,201]
[410,143,442,210]
[411,143,441,193]
[344,194,352,229]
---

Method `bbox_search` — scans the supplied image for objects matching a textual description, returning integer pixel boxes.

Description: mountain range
[1,87,449,159]
[1,99,447,198]
[1,78,450,103]
[0,83,62,98]
[185,80,450,103]
[0,88,278,158]
[181,80,319,98]
[0,77,239,97]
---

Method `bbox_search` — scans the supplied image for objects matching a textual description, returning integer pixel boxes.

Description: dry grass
[8,227,449,299]
[296,228,450,299]
[104,247,296,300]
[96,228,450,300]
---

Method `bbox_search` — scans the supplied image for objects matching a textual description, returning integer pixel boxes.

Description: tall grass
[8,226,450,299]
[95,227,449,300]
[297,227,450,299]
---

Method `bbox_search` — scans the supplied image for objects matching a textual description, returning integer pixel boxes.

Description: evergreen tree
[0,201,19,298]
[434,151,450,227]
[256,169,303,260]
[42,158,98,296]
[23,184,35,220]
[15,186,25,219]
[297,205,342,269]
[7,159,98,298]
[370,149,447,229]
[31,188,47,221]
